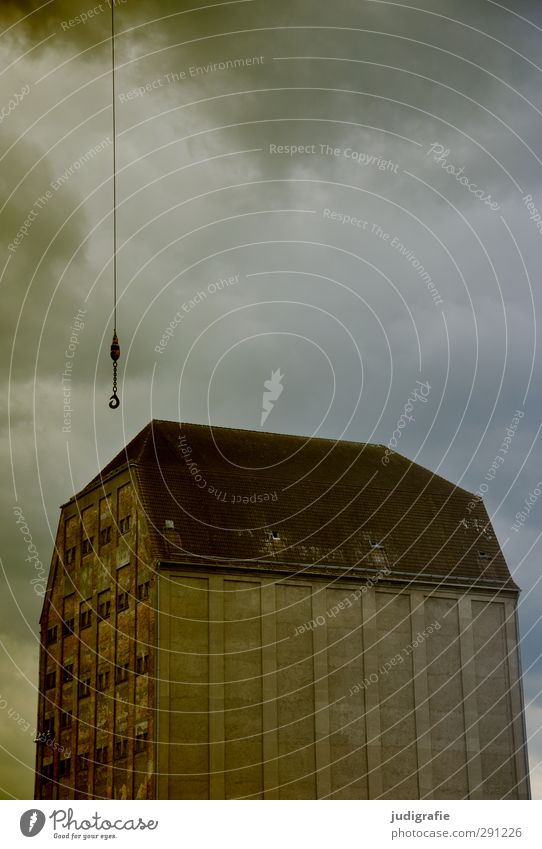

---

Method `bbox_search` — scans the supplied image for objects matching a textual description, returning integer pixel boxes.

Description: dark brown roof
[83,419,516,589]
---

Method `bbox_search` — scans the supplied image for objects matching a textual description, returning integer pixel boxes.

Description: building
[35,419,530,799]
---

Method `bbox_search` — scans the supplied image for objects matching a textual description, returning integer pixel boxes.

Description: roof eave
[156,558,519,593]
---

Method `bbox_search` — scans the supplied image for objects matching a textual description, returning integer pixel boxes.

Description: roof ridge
[152,418,379,448]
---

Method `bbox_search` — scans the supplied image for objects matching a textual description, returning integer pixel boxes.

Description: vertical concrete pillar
[410,591,433,799]
[361,588,383,798]
[458,596,483,798]
[156,572,169,799]
[504,599,530,799]
[311,587,331,798]
[261,580,279,798]
[208,575,225,799]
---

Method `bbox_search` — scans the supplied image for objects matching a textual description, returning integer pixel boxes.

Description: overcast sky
[1,0,542,799]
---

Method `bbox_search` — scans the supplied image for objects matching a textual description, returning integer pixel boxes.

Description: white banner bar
[3,800,542,848]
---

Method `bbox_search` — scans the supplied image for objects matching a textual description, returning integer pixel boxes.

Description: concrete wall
[157,568,529,800]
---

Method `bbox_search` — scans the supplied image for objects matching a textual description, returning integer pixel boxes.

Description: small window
[80,603,92,630]
[119,516,131,535]
[63,617,75,636]
[59,757,71,778]
[45,671,56,690]
[46,625,58,645]
[135,730,148,754]
[82,536,94,556]
[98,597,111,621]
[65,546,76,566]
[135,655,149,676]
[96,745,108,764]
[62,663,73,683]
[114,738,128,760]
[137,581,150,601]
[78,678,91,699]
[115,663,129,684]
[77,752,89,772]
[60,710,72,730]
[36,729,53,744]
[99,526,111,546]
[117,591,129,612]
[42,762,54,781]
[97,670,110,692]
[43,717,55,737]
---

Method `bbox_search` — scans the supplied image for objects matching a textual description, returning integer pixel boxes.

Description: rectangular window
[137,581,150,601]
[135,655,149,676]
[62,617,75,636]
[115,663,129,684]
[99,526,111,546]
[82,536,94,556]
[119,516,131,535]
[44,671,56,690]
[78,678,91,699]
[42,762,54,781]
[96,745,108,764]
[80,602,92,630]
[43,717,55,736]
[97,591,111,621]
[59,757,71,778]
[114,738,128,760]
[77,753,89,772]
[135,731,148,754]
[46,625,57,645]
[65,546,76,566]
[97,670,110,691]
[62,663,73,683]
[60,710,72,730]
[116,590,129,612]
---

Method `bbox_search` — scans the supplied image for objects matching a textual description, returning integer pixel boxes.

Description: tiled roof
[84,420,516,589]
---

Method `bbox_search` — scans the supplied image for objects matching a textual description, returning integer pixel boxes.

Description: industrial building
[35,420,530,799]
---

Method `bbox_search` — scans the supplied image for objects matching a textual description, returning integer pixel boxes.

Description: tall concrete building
[35,420,530,799]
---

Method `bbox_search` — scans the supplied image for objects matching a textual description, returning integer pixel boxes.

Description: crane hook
[109,332,120,409]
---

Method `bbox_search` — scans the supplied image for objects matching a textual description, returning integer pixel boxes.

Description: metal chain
[109,361,119,408]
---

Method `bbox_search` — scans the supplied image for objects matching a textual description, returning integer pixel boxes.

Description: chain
[109,361,119,408]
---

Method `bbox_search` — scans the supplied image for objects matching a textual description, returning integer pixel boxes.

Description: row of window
[44,656,149,692]
[64,516,132,566]
[46,582,150,644]
[45,697,149,736]
[41,711,72,734]
[41,731,148,781]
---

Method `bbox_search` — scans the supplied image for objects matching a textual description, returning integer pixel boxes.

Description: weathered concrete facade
[35,420,530,799]
[35,470,157,799]
[157,568,528,799]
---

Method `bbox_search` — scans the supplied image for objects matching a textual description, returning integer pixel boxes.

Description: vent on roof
[164,519,175,530]
[478,550,490,559]
[369,538,384,549]
[270,530,280,540]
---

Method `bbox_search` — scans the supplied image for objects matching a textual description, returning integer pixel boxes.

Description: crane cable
[109,0,120,409]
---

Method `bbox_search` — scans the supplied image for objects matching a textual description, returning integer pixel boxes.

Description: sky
[1,0,542,799]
